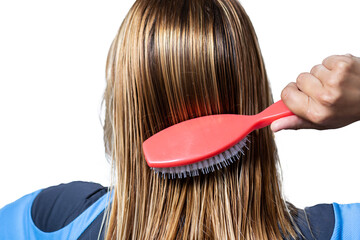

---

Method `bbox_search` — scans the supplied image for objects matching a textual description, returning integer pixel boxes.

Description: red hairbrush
[142,100,293,178]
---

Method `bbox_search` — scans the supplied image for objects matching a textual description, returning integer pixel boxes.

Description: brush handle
[253,100,294,130]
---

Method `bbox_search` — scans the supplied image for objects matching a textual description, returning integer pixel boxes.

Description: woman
[1,0,359,239]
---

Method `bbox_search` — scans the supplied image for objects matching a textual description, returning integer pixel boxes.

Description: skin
[271,54,360,132]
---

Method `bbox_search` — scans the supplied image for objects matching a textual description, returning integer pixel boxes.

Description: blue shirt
[0,181,358,239]
[0,182,111,240]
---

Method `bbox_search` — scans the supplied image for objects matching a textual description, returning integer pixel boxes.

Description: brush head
[151,136,249,179]
[143,114,254,179]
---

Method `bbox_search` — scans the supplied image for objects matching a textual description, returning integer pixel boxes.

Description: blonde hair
[102,0,299,239]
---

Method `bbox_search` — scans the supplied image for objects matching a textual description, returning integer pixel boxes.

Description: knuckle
[281,86,291,100]
[310,64,322,76]
[317,90,338,107]
[306,110,320,124]
[347,56,356,68]
[334,60,352,72]
[322,55,336,65]
[332,70,350,88]
[326,75,340,88]
[296,72,308,86]
[307,109,327,125]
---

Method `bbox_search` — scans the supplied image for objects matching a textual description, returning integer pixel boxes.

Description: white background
[0,0,359,209]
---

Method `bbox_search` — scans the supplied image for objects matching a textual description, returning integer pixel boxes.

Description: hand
[271,54,360,132]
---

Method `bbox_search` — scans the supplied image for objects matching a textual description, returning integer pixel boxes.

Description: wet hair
[102,0,299,239]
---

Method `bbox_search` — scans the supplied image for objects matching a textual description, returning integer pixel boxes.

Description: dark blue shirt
[1,181,359,239]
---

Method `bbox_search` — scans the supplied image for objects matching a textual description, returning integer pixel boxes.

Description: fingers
[309,64,331,83]
[281,82,329,126]
[270,115,317,132]
[277,53,360,131]
[281,82,311,120]
[296,72,324,101]
[322,54,354,71]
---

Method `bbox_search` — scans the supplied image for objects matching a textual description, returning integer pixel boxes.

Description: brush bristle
[151,136,250,179]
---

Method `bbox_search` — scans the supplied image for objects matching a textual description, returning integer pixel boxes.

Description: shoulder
[331,202,360,239]
[0,181,110,240]
[31,181,108,232]
[293,203,335,240]
[294,202,360,240]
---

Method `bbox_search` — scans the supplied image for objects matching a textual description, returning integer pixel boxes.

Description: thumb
[270,115,317,132]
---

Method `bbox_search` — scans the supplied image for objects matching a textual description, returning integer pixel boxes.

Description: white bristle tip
[152,136,250,179]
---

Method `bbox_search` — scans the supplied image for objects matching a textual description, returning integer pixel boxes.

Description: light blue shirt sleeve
[0,189,111,240]
[331,203,360,240]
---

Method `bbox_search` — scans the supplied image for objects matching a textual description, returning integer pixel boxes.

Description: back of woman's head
[103,0,298,239]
